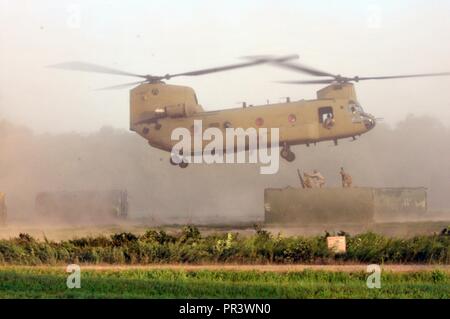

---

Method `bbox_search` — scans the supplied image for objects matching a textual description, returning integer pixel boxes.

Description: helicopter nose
[363,114,376,130]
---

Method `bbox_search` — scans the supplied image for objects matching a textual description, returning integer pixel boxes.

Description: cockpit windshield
[348,101,364,114]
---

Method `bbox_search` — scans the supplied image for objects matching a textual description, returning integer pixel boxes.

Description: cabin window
[318,107,334,123]
[288,114,297,123]
[255,117,264,126]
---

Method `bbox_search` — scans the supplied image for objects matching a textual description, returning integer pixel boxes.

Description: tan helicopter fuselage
[130,82,376,154]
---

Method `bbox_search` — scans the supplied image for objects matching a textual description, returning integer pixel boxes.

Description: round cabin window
[255,117,264,127]
[288,114,296,123]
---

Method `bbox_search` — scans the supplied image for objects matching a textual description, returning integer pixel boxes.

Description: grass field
[0,266,449,298]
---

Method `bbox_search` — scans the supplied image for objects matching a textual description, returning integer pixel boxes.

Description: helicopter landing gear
[170,155,189,168]
[179,161,189,168]
[280,143,296,162]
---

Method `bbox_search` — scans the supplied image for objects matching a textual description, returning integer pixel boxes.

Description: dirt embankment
[1,220,449,240]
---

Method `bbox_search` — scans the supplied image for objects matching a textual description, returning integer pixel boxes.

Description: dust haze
[1,114,449,225]
[1,1,450,226]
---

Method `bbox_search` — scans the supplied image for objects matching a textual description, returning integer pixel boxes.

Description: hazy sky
[1,0,450,133]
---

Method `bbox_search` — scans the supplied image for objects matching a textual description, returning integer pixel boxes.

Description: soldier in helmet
[305,169,325,188]
[340,167,353,188]
[323,113,335,129]
[303,173,313,188]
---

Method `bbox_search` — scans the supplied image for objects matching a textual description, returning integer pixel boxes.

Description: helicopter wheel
[280,143,295,162]
[179,161,189,169]
[280,148,290,159]
[285,151,296,162]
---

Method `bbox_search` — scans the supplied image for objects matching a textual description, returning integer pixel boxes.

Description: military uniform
[305,171,325,188]
[340,168,353,188]
[323,115,335,129]
[303,173,313,188]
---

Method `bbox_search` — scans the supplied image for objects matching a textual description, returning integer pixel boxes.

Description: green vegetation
[0,267,448,298]
[0,226,449,265]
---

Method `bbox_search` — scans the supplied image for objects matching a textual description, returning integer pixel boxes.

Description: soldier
[323,113,335,129]
[340,167,353,188]
[305,169,325,188]
[303,173,313,188]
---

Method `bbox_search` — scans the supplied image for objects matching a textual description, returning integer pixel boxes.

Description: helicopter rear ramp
[264,187,427,225]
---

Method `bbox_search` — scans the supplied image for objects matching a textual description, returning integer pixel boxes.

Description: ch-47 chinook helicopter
[51,55,450,168]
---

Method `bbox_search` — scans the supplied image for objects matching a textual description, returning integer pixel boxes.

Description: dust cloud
[0,114,449,225]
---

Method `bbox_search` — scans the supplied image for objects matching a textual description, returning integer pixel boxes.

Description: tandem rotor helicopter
[51,55,450,168]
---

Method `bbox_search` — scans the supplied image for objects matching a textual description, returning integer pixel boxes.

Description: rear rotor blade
[170,54,299,78]
[97,80,145,90]
[277,79,335,85]
[48,61,147,78]
[49,54,300,88]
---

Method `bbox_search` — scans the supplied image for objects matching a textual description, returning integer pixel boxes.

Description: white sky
[1,0,450,133]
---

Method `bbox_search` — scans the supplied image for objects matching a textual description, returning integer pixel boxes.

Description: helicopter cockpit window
[194,94,198,105]
[318,107,334,123]
[348,101,363,114]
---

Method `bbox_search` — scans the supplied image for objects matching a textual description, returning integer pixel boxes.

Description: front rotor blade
[356,72,450,81]
[170,54,299,78]
[48,61,147,78]
[277,79,335,84]
[97,80,144,90]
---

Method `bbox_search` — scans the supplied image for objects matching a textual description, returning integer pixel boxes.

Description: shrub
[0,228,448,265]
[111,232,138,246]
[18,233,35,243]
[179,226,201,243]
[141,230,175,245]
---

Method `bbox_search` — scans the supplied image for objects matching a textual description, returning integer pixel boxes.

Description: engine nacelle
[164,104,198,118]
[130,83,203,132]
